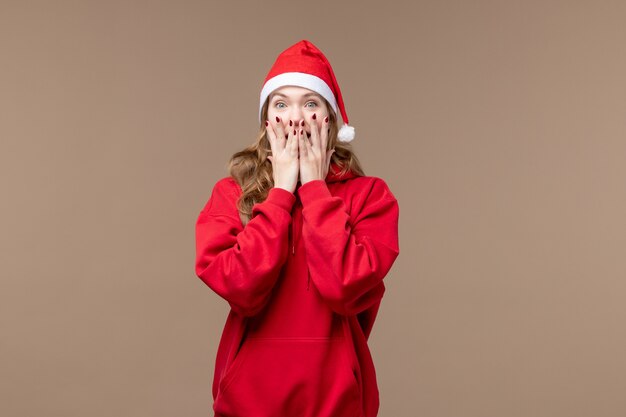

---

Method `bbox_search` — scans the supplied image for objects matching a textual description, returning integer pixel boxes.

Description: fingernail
[289,120,293,126]
[265,120,269,127]
[300,129,303,135]
[312,113,316,120]
[324,116,328,123]
[293,129,296,135]
[276,116,280,123]
[300,120,304,126]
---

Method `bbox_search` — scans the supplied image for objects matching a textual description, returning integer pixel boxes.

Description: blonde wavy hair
[228,95,365,226]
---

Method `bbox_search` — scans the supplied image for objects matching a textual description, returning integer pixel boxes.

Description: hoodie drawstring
[291,198,310,291]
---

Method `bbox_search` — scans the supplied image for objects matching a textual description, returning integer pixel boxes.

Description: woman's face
[266,86,330,139]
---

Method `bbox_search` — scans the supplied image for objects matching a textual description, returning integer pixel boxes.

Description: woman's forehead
[270,85,320,98]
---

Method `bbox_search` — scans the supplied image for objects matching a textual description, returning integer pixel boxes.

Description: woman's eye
[274,101,316,108]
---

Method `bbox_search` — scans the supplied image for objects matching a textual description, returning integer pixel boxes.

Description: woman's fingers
[320,115,329,153]
[273,116,287,148]
[288,124,298,157]
[309,114,321,152]
[298,127,310,158]
[267,116,297,160]
[265,120,277,151]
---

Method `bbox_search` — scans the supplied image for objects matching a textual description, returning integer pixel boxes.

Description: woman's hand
[266,116,299,193]
[298,115,335,185]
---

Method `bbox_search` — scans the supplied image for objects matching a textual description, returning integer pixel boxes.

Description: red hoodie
[195,162,400,417]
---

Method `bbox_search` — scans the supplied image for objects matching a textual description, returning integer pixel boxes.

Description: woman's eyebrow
[271,92,320,99]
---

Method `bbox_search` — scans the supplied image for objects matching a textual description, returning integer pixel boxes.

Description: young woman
[195,39,400,417]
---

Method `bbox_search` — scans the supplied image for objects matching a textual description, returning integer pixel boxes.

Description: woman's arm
[195,178,295,317]
[298,177,400,317]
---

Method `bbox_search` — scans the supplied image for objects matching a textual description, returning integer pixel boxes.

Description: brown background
[1,1,625,416]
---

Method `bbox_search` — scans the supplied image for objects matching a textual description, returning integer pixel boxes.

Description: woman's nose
[289,110,304,125]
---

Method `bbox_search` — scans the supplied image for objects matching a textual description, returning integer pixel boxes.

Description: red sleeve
[297,178,400,317]
[194,178,296,317]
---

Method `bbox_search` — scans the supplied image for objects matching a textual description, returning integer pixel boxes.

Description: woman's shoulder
[199,176,242,216]
[212,176,242,195]
[342,174,398,203]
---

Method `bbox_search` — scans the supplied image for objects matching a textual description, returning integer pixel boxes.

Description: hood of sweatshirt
[295,161,359,190]
[325,161,359,183]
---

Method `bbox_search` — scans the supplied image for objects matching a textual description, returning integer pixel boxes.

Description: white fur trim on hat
[259,72,338,123]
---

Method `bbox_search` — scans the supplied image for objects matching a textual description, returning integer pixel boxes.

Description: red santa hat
[259,39,355,142]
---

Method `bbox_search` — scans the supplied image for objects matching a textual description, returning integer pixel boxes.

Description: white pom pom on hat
[259,39,355,143]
